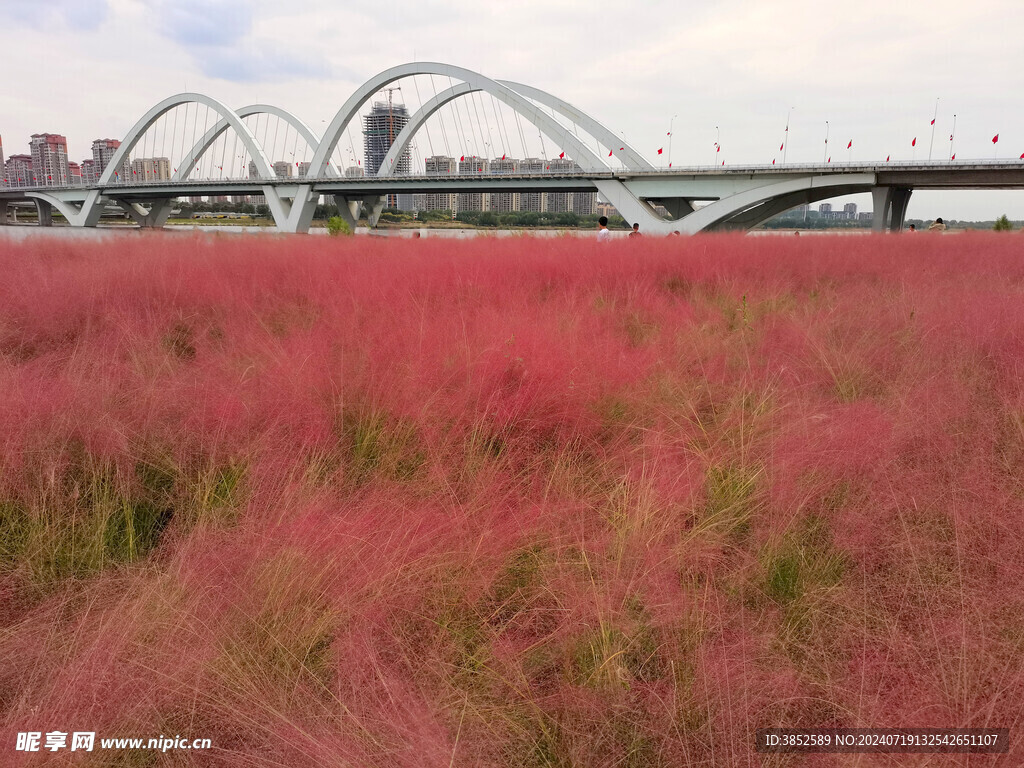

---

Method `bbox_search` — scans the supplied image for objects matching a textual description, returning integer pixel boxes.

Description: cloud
[196,46,332,83]
[159,0,252,47]
[7,0,109,31]
[153,0,331,82]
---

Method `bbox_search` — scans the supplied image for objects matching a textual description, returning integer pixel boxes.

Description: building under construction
[363,100,410,177]
[363,98,411,208]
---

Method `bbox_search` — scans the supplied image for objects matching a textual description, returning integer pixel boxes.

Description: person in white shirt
[597,215,611,242]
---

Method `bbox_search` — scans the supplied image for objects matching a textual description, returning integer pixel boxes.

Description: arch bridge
[2,62,1023,233]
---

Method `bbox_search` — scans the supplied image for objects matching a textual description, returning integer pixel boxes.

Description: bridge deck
[3,161,1024,200]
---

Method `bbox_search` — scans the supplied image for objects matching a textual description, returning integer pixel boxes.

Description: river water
[0,223,880,241]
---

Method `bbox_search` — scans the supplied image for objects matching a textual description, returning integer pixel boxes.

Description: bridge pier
[34,199,53,227]
[332,195,364,231]
[115,199,175,228]
[0,201,11,225]
[594,180,676,234]
[365,196,386,228]
[872,186,913,232]
[264,184,317,233]
[658,198,696,220]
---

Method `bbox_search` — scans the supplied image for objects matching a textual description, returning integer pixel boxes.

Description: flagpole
[823,121,829,164]
[783,107,793,165]
[668,114,677,169]
[713,126,720,167]
[928,98,939,160]
[949,114,956,161]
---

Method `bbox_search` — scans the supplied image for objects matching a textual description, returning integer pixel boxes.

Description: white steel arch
[496,80,652,172]
[377,78,655,176]
[307,62,617,177]
[98,93,275,185]
[377,83,476,175]
[171,104,331,182]
[594,173,878,234]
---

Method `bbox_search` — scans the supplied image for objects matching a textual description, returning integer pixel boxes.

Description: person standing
[629,222,642,238]
[597,215,611,242]
[928,217,946,232]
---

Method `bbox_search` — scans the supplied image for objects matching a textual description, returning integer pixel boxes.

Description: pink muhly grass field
[1,231,1023,766]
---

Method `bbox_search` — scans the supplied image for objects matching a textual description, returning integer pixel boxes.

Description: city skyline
[3,0,1023,218]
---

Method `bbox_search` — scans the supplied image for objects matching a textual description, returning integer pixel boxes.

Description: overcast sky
[3,0,1023,220]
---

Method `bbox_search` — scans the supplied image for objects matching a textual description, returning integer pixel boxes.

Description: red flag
[501,154,505,160]
[886,155,890,162]
[1020,152,1024,159]
[545,165,549,170]
[827,156,831,163]
[608,149,613,157]
[657,148,663,154]
[930,118,935,125]
[667,131,671,136]
[772,159,776,165]
[780,143,784,151]
[911,137,916,147]
[558,151,565,159]
[619,147,624,151]
[951,154,956,160]
[716,145,720,153]
[459,155,464,161]
[993,134,999,144]
[847,140,852,149]
[669,162,672,167]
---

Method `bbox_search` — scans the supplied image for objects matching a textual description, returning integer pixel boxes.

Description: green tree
[993,214,1013,231]
[326,216,352,236]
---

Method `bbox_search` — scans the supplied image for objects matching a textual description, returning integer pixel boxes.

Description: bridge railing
[4,158,1023,194]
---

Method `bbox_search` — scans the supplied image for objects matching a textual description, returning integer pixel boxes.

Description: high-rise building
[130,157,171,182]
[819,203,832,214]
[0,136,5,188]
[68,161,83,187]
[92,138,130,182]
[272,161,293,178]
[81,159,97,185]
[545,157,579,213]
[517,157,547,213]
[363,101,410,177]
[297,162,311,178]
[457,156,490,213]
[344,165,365,178]
[489,157,519,213]
[5,155,34,188]
[246,161,268,206]
[573,191,596,215]
[364,99,410,209]
[424,155,457,213]
[30,133,69,186]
